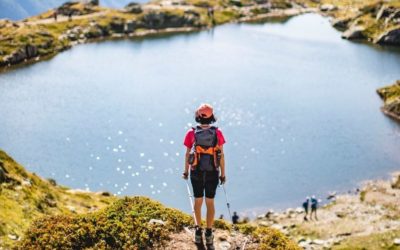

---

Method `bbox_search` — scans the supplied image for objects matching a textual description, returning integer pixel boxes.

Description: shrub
[18,196,192,249]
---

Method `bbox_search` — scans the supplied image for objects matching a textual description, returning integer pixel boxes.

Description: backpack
[189,126,221,171]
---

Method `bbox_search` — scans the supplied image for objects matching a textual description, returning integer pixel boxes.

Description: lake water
[1,14,400,217]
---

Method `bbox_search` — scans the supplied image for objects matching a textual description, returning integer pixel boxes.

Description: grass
[332,230,400,250]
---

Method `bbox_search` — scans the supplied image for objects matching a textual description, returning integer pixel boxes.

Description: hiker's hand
[219,175,226,185]
[182,172,188,180]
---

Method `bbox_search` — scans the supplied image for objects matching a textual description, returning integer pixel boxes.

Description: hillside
[0,149,299,249]
[0,150,117,248]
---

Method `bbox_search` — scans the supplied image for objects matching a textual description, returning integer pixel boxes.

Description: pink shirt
[183,127,226,148]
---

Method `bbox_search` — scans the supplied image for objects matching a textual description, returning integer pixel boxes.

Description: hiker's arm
[182,147,190,178]
[219,146,225,177]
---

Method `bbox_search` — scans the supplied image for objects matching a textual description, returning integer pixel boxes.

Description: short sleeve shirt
[183,127,226,148]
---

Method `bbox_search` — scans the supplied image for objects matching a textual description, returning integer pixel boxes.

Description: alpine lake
[1,13,400,217]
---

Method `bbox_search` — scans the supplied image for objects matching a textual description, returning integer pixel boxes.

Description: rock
[125,2,143,14]
[67,205,76,212]
[376,5,398,20]
[331,18,351,31]
[320,4,337,12]
[22,179,32,186]
[375,28,400,45]
[0,163,6,184]
[83,25,104,39]
[327,191,337,200]
[342,26,366,40]
[110,18,125,33]
[125,20,139,33]
[218,241,231,250]
[391,175,400,189]
[142,11,200,29]
[394,238,400,245]
[3,50,27,65]
[312,239,326,245]
[47,178,57,186]
[8,234,18,240]
[149,219,165,225]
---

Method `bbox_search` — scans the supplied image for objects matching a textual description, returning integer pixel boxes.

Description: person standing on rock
[182,103,226,246]
[310,195,318,220]
[302,197,310,221]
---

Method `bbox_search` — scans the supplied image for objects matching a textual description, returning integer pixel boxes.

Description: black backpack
[189,126,220,171]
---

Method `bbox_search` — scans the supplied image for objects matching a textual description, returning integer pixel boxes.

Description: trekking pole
[222,184,233,224]
[185,179,198,227]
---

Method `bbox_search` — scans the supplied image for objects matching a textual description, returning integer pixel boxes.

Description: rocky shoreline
[252,172,400,249]
[1,0,400,71]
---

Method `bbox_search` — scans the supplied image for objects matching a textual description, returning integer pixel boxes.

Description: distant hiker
[302,197,310,221]
[219,214,224,220]
[310,195,318,220]
[68,11,73,21]
[182,103,226,246]
[53,11,58,21]
[232,211,239,224]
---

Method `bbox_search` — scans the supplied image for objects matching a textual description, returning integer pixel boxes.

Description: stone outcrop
[125,2,143,14]
[2,44,38,65]
[342,25,366,40]
[141,11,201,29]
[375,28,400,45]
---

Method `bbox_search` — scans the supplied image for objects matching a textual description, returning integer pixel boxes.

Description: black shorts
[190,170,219,199]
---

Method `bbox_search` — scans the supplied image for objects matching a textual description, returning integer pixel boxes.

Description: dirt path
[23,10,110,25]
[164,228,256,250]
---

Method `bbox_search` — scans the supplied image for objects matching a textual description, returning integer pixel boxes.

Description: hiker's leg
[194,197,203,226]
[205,198,215,228]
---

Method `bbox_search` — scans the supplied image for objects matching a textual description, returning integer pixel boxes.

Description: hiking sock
[205,228,212,236]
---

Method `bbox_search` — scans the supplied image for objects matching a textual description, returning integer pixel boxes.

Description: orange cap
[196,103,214,118]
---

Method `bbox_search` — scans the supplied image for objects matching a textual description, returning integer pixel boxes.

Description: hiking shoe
[194,227,203,244]
[205,228,214,245]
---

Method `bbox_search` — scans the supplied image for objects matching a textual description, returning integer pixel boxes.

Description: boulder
[0,161,6,183]
[3,50,27,65]
[125,2,143,14]
[320,4,337,12]
[125,20,139,33]
[342,26,366,40]
[142,11,199,29]
[391,174,400,189]
[376,5,399,20]
[394,238,400,245]
[375,28,400,45]
[109,18,125,33]
[331,18,351,31]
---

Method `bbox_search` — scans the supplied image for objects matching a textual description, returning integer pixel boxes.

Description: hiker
[53,10,58,21]
[302,197,310,221]
[68,11,73,21]
[182,103,226,246]
[232,211,239,224]
[207,7,215,24]
[219,214,224,220]
[310,195,318,220]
